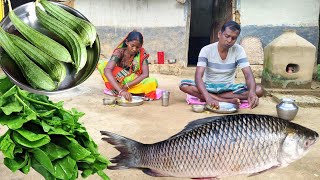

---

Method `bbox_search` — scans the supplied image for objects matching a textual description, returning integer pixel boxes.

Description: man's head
[218,21,241,49]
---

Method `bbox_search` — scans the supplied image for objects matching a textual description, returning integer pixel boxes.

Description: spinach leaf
[12,131,50,148]
[1,85,17,99]
[67,138,91,161]
[53,155,76,180]
[48,127,72,136]
[41,121,72,136]
[41,143,69,161]
[0,76,110,179]
[78,154,95,163]
[15,129,49,142]
[0,131,15,159]
[0,75,14,95]
[30,148,55,175]
[31,158,56,180]
[1,100,23,115]
[96,154,110,164]
[38,109,56,118]
[3,152,29,172]
[97,170,110,180]
[0,115,31,130]
[81,169,93,178]
[92,159,109,172]
[21,152,31,174]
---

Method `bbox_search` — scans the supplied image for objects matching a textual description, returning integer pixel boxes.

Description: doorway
[188,0,233,66]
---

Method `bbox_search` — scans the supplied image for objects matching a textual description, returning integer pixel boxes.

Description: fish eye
[304,138,315,148]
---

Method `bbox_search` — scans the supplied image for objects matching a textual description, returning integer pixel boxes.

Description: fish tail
[100,131,142,170]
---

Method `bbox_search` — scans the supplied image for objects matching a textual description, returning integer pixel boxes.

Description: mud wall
[237,0,319,61]
[74,0,190,65]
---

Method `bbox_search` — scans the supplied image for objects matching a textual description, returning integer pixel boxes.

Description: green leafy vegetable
[0,76,110,179]
[41,143,69,161]
[4,152,29,172]
[12,131,50,148]
[0,131,15,159]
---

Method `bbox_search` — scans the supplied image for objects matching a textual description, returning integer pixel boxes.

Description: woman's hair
[126,30,143,45]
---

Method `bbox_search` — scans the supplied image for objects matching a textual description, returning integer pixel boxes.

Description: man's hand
[248,91,259,109]
[242,66,259,109]
[206,96,220,109]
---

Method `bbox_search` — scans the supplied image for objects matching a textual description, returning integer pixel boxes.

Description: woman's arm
[104,59,123,92]
[125,61,149,88]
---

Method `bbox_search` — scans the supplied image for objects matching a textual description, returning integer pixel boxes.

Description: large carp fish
[101,114,318,179]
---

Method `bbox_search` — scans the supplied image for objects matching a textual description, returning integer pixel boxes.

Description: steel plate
[206,102,238,114]
[116,96,144,107]
[0,2,100,95]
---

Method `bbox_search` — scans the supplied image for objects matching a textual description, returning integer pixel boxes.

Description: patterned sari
[97,34,158,99]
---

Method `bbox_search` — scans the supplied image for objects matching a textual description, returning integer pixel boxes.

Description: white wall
[238,0,320,26]
[75,0,187,27]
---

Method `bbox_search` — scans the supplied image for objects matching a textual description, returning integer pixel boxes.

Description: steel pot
[0,2,100,95]
[276,98,299,121]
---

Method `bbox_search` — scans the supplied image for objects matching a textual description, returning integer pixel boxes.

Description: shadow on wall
[240,26,319,49]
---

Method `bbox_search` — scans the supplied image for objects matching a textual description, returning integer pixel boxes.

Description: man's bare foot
[224,98,240,105]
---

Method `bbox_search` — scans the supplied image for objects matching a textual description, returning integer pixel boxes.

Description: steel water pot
[276,98,299,121]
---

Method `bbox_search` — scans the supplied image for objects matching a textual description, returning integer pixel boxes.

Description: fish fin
[142,168,170,177]
[168,116,224,139]
[248,165,281,177]
[100,131,143,169]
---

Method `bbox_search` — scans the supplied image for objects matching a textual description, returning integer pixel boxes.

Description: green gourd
[35,4,87,74]
[39,0,96,47]
[7,0,72,63]
[8,33,67,85]
[0,27,56,91]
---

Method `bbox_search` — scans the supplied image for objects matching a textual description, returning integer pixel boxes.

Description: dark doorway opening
[188,0,233,66]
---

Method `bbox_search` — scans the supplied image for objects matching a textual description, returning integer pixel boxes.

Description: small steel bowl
[192,104,205,113]
[103,97,116,105]
[0,2,100,95]
[168,59,176,64]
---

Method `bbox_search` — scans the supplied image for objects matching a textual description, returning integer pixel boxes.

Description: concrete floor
[0,69,319,180]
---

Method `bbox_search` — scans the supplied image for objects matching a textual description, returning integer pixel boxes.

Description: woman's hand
[119,90,132,102]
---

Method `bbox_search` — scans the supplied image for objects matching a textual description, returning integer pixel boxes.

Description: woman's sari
[97,34,158,99]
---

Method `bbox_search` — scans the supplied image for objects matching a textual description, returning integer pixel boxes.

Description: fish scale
[101,114,318,178]
[143,117,275,177]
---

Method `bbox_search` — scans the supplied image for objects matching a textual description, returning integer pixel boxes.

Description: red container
[157,51,165,64]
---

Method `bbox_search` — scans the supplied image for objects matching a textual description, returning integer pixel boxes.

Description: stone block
[149,64,160,74]
[157,64,184,76]
[240,36,264,65]
[236,65,263,78]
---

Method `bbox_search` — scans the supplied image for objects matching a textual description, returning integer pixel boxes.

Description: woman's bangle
[118,89,124,95]
[125,83,130,89]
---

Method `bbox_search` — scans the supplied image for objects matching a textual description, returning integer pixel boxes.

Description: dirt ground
[0,69,319,180]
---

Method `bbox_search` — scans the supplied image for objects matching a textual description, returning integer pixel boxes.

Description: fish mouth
[309,133,319,146]
[314,133,319,141]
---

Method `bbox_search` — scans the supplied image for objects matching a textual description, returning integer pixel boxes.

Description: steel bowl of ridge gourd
[0,0,100,95]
